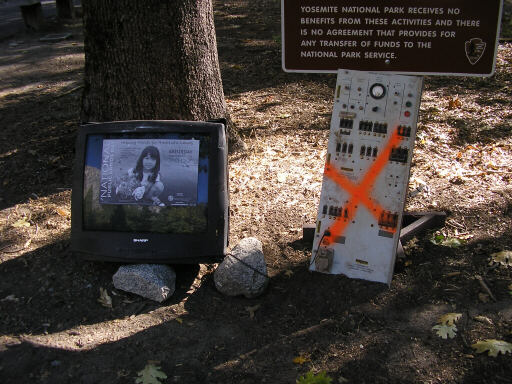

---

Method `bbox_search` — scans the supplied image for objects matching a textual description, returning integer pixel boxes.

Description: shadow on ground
[1,200,511,383]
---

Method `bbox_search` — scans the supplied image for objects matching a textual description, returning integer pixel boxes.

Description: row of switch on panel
[321,205,399,229]
[340,104,414,116]
[340,119,411,137]
[335,143,409,162]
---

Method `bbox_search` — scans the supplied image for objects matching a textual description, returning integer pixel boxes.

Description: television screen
[71,121,228,263]
[83,133,209,234]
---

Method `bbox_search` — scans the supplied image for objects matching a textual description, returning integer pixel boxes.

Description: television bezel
[71,120,228,264]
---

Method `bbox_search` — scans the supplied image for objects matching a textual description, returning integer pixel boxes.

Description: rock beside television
[214,237,269,298]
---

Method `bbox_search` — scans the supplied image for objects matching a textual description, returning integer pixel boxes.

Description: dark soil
[1,1,511,383]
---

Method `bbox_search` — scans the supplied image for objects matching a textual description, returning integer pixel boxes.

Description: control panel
[311,69,423,284]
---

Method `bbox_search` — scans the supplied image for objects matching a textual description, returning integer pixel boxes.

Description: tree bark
[81,0,242,149]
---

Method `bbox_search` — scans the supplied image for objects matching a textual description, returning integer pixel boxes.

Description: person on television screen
[116,146,165,206]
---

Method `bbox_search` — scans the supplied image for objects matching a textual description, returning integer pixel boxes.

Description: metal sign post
[281,0,503,283]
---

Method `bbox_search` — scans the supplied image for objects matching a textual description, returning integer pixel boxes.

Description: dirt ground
[1,1,512,383]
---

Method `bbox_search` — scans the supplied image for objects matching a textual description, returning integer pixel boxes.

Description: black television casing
[71,120,228,264]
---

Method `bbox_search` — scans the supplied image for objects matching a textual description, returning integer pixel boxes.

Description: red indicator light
[404,111,411,117]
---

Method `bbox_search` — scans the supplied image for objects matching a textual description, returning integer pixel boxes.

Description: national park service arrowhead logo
[465,38,486,65]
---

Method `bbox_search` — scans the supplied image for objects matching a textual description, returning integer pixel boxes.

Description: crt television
[71,120,228,263]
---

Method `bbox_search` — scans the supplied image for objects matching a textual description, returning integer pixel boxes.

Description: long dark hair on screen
[133,146,160,183]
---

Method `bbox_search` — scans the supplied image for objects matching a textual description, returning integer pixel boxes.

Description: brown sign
[282,0,503,75]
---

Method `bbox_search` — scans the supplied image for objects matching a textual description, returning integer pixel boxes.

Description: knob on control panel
[369,83,386,99]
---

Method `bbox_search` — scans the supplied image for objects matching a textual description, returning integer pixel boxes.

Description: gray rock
[214,237,269,298]
[113,264,176,303]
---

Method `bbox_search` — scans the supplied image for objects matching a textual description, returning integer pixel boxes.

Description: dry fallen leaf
[245,304,261,319]
[478,293,490,303]
[277,173,287,183]
[56,208,70,217]
[473,315,493,325]
[135,363,167,384]
[175,318,183,324]
[432,324,457,339]
[490,250,512,266]
[97,288,112,308]
[12,218,31,228]
[441,237,463,248]
[438,313,462,325]
[1,294,19,302]
[284,269,293,278]
[486,161,499,170]
[448,97,462,109]
[293,355,310,365]
[471,339,512,357]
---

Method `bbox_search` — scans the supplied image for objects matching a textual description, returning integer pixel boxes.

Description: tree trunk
[81,0,242,150]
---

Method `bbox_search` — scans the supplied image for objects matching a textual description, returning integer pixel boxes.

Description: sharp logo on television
[133,238,149,243]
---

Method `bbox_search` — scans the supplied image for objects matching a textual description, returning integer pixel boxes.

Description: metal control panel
[311,69,423,284]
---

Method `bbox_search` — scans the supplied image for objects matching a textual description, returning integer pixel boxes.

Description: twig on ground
[0,243,31,254]
[55,85,83,99]
[475,275,497,302]
[464,170,512,177]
